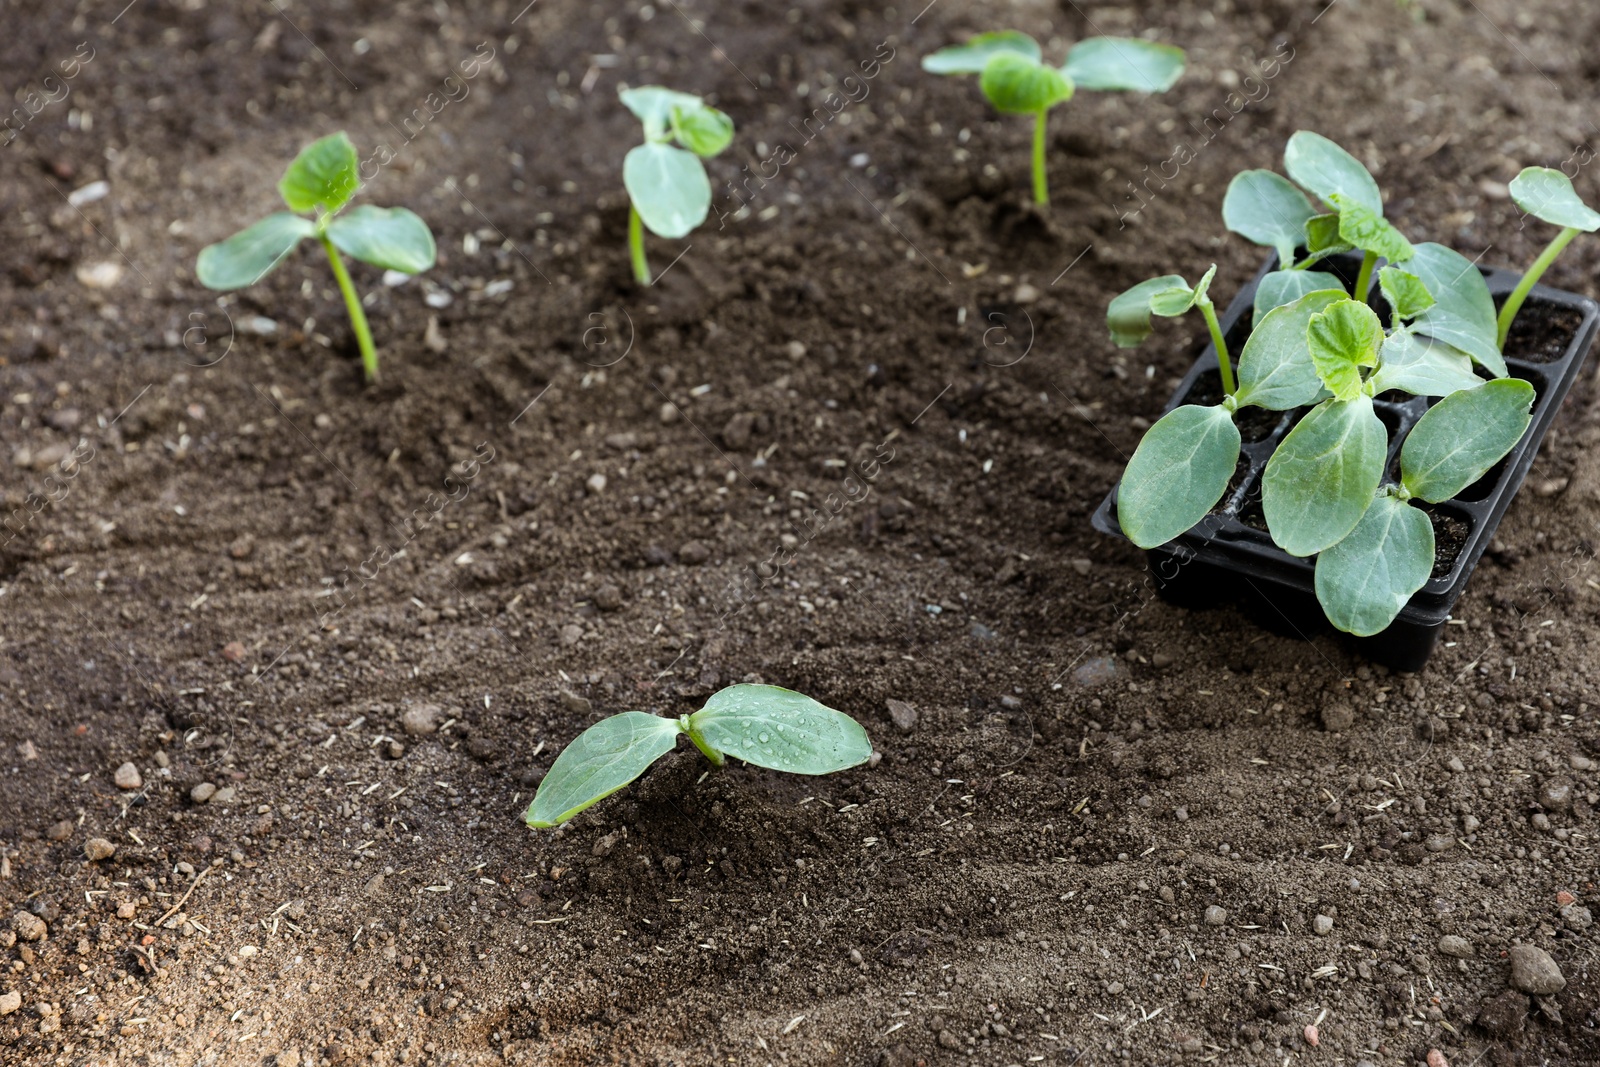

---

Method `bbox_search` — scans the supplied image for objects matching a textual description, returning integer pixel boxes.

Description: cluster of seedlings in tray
[1108,132,1598,635]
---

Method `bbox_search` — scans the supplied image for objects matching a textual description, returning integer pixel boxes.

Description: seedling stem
[1353,250,1377,306]
[679,715,726,767]
[1032,110,1050,205]
[318,232,379,383]
[1497,225,1579,348]
[1199,296,1235,395]
[628,205,651,285]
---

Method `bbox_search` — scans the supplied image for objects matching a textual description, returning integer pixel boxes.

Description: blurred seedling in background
[196,132,436,382]
[922,31,1184,204]
[525,685,871,828]
[619,86,734,284]
[1499,167,1600,347]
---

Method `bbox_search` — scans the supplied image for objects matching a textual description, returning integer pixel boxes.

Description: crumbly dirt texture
[2,1,1599,1065]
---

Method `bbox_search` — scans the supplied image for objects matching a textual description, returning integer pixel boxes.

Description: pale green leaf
[278,132,360,215]
[1236,289,1345,410]
[1368,331,1483,397]
[979,52,1072,114]
[326,206,437,274]
[1509,166,1600,232]
[921,31,1041,75]
[525,712,684,827]
[620,85,706,139]
[1315,495,1435,636]
[1117,404,1240,549]
[1262,395,1388,556]
[1307,298,1384,401]
[1329,193,1413,263]
[1060,37,1185,92]
[195,212,315,290]
[689,685,872,774]
[1252,270,1346,321]
[1107,274,1187,347]
[1400,378,1534,502]
[1223,170,1317,267]
[1378,266,1434,322]
[1283,131,1383,215]
[624,142,712,239]
[671,102,734,157]
[1407,242,1506,377]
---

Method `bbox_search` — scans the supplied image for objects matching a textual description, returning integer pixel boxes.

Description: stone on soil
[1506,944,1565,995]
[113,762,142,790]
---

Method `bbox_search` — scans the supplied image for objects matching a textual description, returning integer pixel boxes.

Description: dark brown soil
[1500,297,1585,365]
[3,2,1600,1067]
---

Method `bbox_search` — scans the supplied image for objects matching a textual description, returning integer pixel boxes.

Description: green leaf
[922,31,1041,75]
[978,52,1072,114]
[1236,289,1345,410]
[326,206,437,274]
[1329,193,1413,262]
[1307,298,1384,401]
[624,141,712,239]
[1368,330,1483,397]
[1116,404,1241,549]
[1406,242,1506,377]
[1303,213,1352,256]
[1315,494,1435,636]
[1223,170,1317,267]
[525,712,684,828]
[1252,269,1346,321]
[1148,265,1214,318]
[1262,395,1388,556]
[1283,131,1383,215]
[1509,166,1600,232]
[671,102,734,157]
[195,212,315,290]
[1378,266,1434,322]
[1400,378,1534,502]
[1107,274,1187,347]
[620,85,706,139]
[689,685,872,774]
[1060,36,1185,92]
[278,132,360,215]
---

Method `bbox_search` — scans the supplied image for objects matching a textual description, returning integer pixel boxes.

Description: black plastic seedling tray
[1091,251,1599,671]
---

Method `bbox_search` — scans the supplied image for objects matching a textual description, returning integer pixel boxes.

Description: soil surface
[3,1,1600,1065]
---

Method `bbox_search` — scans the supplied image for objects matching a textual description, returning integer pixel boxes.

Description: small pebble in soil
[1303,1024,1319,1047]
[1426,1049,1450,1067]
[17,741,37,761]
[591,584,623,611]
[1559,903,1592,929]
[677,540,710,565]
[12,911,47,941]
[221,641,246,662]
[1073,657,1117,688]
[1312,914,1334,936]
[886,699,918,734]
[586,473,607,494]
[1204,905,1227,926]
[1321,702,1355,732]
[658,402,678,424]
[1438,934,1474,958]
[402,705,443,736]
[47,820,73,842]
[84,838,115,862]
[191,782,218,804]
[1537,777,1574,812]
[559,689,593,714]
[113,762,142,790]
[1506,944,1565,995]
[559,624,584,646]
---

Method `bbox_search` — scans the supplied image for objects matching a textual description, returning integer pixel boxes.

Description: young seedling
[195,132,436,382]
[619,86,734,284]
[1498,167,1600,347]
[525,684,871,828]
[1109,130,1541,636]
[922,31,1184,205]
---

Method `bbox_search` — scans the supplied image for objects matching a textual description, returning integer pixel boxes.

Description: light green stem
[1498,226,1578,348]
[1031,109,1050,205]
[679,717,725,767]
[628,204,651,285]
[1199,299,1235,396]
[319,234,378,382]
[1354,250,1377,304]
